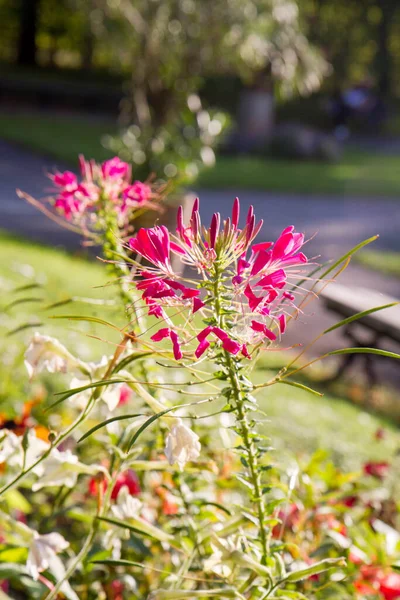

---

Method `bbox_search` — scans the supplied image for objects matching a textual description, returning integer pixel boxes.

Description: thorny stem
[212,265,269,567]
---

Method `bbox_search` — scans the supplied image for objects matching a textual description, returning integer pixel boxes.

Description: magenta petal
[192,297,205,313]
[195,339,210,358]
[197,326,213,342]
[222,337,241,355]
[170,330,183,361]
[232,197,240,229]
[212,327,228,341]
[151,328,171,342]
[257,269,287,289]
[251,249,271,276]
[241,344,251,359]
[278,314,286,334]
[251,241,273,254]
[283,291,295,301]
[250,320,265,333]
[263,327,277,341]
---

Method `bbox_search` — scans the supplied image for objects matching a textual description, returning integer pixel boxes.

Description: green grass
[0,230,398,469]
[198,152,400,196]
[0,231,123,410]
[354,249,400,279]
[0,110,399,196]
[0,111,114,165]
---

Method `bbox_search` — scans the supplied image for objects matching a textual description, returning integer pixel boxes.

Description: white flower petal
[164,419,201,470]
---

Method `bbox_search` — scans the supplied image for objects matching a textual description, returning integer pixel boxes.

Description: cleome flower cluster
[128,197,309,361]
[46,155,161,230]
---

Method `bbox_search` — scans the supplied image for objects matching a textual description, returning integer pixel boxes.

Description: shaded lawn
[0,111,399,197]
[354,249,400,279]
[0,230,398,469]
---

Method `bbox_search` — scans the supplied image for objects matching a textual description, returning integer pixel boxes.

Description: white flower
[0,429,49,471]
[24,333,81,379]
[164,419,201,470]
[32,449,103,491]
[111,487,142,521]
[27,532,69,580]
[102,382,126,412]
[0,431,22,466]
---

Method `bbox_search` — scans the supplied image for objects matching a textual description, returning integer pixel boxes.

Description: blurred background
[0,0,399,450]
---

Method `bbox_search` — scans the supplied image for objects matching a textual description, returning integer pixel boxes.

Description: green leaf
[6,322,43,337]
[283,557,346,582]
[0,547,28,563]
[47,379,130,411]
[3,297,43,311]
[42,298,73,311]
[90,558,146,569]
[78,413,147,443]
[323,302,398,334]
[13,283,42,293]
[97,515,173,543]
[126,406,179,452]
[327,348,400,360]
[3,489,31,513]
[147,589,242,599]
[48,314,119,331]
[113,351,154,373]
[276,380,323,397]
[320,235,378,279]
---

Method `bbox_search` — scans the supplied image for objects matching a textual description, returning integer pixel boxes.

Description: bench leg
[323,326,381,385]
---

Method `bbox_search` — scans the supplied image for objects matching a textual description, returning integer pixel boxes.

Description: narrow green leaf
[13,283,42,293]
[283,557,346,582]
[46,379,130,411]
[195,501,232,516]
[323,302,398,334]
[126,406,178,452]
[276,380,323,397]
[97,515,172,543]
[6,322,43,337]
[320,235,378,280]
[42,298,73,311]
[78,413,147,443]
[48,314,119,331]
[4,297,43,311]
[90,558,146,568]
[113,351,154,373]
[147,589,241,599]
[327,348,400,360]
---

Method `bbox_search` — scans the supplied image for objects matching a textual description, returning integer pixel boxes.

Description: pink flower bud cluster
[49,156,156,228]
[129,197,309,361]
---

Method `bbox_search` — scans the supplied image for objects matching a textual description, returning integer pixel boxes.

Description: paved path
[1,138,399,381]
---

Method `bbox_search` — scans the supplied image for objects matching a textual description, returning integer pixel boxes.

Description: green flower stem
[212,265,269,566]
[224,351,269,566]
[44,465,121,600]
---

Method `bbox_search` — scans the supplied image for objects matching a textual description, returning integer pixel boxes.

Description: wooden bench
[320,283,400,385]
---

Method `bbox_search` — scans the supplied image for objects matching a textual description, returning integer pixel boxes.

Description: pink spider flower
[101,157,130,181]
[42,155,161,231]
[129,196,310,362]
[123,181,152,205]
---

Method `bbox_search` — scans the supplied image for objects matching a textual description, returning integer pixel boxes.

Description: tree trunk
[17,0,40,66]
[376,0,397,97]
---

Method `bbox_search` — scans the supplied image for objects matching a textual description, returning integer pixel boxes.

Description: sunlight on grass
[355,249,400,278]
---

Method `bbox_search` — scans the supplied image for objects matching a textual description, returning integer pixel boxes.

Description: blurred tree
[304,0,400,97]
[93,0,327,185]
[17,0,41,66]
